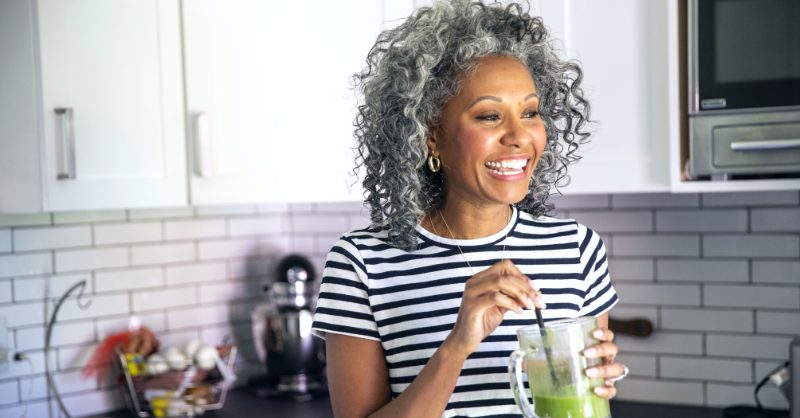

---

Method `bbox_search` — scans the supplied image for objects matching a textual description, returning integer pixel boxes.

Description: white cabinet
[534,0,672,194]
[182,0,390,204]
[0,0,187,213]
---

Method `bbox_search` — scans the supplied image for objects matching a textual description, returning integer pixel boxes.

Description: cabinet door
[183,0,385,205]
[37,0,187,211]
[0,0,42,213]
[535,0,671,194]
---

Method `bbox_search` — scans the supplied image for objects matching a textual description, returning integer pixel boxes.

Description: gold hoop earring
[427,155,441,173]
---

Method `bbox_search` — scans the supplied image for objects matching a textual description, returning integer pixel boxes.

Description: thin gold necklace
[431,206,513,275]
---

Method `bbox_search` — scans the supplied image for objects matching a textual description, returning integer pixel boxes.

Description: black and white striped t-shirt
[312,207,618,418]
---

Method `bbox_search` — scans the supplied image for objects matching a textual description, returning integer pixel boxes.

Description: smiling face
[428,55,547,210]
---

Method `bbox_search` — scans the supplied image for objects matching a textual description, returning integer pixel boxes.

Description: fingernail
[529,281,538,291]
[536,296,547,309]
[593,329,604,338]
[526,297,535,310]
[585,368,600,377]
[583,347,598,357]
[594,387,608,396]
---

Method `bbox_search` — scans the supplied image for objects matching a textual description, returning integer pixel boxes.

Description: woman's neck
[426,201,512,240]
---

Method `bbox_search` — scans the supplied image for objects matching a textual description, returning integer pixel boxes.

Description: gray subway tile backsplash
[751,208,800,232]
[608,258,655,281]
[656,259,750,283]
[703,284,800,309]
[703,234,800,258]
[659,356,753,383]
[655,209,748,232]
[0,190,798,414]
[611,192,700,209]
[706,334,796,360]
[701,191,799,207]
[756,311,800,335]
[613,234,701,257]
[660,308,754,333]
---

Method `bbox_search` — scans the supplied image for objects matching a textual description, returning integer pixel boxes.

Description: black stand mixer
[251,254,327,401]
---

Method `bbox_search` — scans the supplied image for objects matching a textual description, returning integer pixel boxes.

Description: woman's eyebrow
[524,92,539,101]
[463,92,539,111]
[464,95,501,110]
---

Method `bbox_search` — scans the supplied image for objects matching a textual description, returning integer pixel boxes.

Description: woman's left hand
[582,328,627,399]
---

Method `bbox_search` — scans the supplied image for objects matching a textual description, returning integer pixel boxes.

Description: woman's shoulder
[516,208,578,229]
[515,208,601,241]
[329,225,394,255]
[339,224,390,244]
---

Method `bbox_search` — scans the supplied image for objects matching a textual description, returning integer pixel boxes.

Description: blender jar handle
[508,349,539,418]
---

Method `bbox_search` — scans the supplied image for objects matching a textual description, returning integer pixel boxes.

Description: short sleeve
[311,237,380,341]
[576,224,619,317]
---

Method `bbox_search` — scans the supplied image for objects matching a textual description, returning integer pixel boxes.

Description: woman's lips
[484,158,531,181]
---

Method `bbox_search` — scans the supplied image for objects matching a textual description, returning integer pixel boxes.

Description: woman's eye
[523,110,539,119]
[476,113,500,122]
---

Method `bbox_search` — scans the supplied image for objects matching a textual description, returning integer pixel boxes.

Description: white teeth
[489,168,523,175]
[485,159,528,170]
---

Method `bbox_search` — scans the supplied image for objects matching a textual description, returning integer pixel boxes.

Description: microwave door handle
[730,138,800,152]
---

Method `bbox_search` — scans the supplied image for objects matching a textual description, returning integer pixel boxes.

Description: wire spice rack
[115,345,237,418]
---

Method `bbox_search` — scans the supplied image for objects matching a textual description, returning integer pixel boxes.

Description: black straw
[535,308,561,389]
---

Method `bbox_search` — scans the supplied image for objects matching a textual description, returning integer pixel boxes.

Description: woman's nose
[499,118,532,147]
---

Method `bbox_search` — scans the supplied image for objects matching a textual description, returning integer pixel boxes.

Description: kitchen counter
[96,387,729,418]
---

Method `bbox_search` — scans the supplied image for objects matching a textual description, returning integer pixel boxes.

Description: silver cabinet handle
[193,112,212,177]
[730,139,800,152]
[54,108,76,180]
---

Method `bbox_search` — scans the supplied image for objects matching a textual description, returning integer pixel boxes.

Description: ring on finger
[608,365,629,383]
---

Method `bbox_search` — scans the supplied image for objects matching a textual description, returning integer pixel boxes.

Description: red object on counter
[82,326,159,384]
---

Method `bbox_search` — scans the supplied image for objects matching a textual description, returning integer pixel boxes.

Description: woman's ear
[426,136,437,156]
[426,130,440,157]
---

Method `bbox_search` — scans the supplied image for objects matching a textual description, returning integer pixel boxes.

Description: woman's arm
[326,333,468,418]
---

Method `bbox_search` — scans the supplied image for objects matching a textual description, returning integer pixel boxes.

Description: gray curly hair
[353,0,591,251]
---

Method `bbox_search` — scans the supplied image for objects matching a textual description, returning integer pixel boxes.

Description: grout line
[699,234,704,258]
[701,332,707,356]
[702,381,708,406]
[656,305,662,330]
[50,250,56,279]
[652,258,658,282]
[699,283,704,308]
[747,207,752,233]
[655,353,661,378]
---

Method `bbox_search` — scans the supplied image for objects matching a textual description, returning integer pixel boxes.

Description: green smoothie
[533,394,610,418]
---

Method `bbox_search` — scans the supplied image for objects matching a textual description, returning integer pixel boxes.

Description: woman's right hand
[443,259,546,358]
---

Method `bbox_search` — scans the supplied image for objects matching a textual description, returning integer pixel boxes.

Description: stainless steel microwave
[687,0,800,180]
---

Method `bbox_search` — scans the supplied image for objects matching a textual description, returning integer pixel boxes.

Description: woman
[311,1,626,417]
